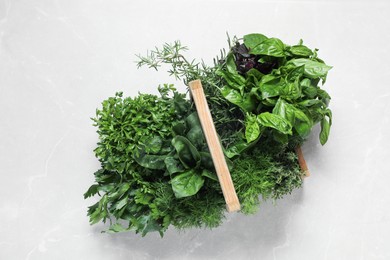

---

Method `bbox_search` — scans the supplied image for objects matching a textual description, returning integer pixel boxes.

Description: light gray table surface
[1,0,390,259]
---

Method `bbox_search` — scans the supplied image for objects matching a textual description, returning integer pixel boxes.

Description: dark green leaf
[84,184,99,199]
[164,156,184,174]
[171,136,201,169]
[201,169,218,181]
[172,121,186,136]
[134,153,166,170]
[143,136,163,154]
[200,152,214,170]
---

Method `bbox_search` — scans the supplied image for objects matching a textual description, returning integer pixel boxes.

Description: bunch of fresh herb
[217,34,332,150]
[85,33,332,237]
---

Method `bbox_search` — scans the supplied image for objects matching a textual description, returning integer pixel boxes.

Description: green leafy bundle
[85,33,332,237]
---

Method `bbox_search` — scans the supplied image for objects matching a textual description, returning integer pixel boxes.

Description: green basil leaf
[250,38,285,57]
[286,65,305,82]
[257,112,292,135]
[246,68,264,82]
[226,52,240,75]
[317,89,331,105]
[221,86,256,112]
[273,131,289,144]
[224,139,259,158]
[245,113,261,143]
[171,170,205,198]
[216,70,245,92]
[273,99,312,138]
[320,117,330,145]
[280,79,301,101]
[293,108,313,138]
[243,33,268,50]
[298,99,325,107]
[289,58,332,78]
[258,75,283,99]
[289,45,313,57]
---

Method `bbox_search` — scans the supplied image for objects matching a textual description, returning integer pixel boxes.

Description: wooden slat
[295,146,310,178]
[188,80,240,212]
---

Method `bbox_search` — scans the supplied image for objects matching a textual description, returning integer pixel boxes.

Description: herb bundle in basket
[84,33,332,236]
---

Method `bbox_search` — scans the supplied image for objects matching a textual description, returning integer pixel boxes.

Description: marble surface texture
[1,0,390,259]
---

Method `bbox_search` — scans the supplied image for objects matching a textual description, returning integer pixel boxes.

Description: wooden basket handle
[188,80,240,212]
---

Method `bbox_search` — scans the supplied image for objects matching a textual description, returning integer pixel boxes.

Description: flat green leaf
[221,86,256,112]
[320,117,330,145]
[258,75,283,99]
[135,215,164,237]
[298,99,325,107]
[200,152,214,170]
[185,113,205,149]
[171,170,204,198]
[225,52,240,75]
[224,139,259,158]
[280,80,301,101]
[289,58,332,78]
[134,154,166,170]
[164,156,184,174]
[201,169,218,181]
[257,112,292,135]
[115,197,128,210]
[243,33,268,50]
[289,45,313,57]
[106,223,130,234]
[273,99,312,138]
[216,70,245,92]
[143,136,163,154]
[84,184,99,199]
[293,108,313,138]
[171,136,201,169]
[245,113,261,143]
[273,131,288,144]
[250,38,285,57]
[172,121,186,136]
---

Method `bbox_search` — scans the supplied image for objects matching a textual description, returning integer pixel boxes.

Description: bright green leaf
[250,38,285,57]
[171,170,205,198]
[243,33,268,50]
[257,112,292,135]
[289,58,332,78]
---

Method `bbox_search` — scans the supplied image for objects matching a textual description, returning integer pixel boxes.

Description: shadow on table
[94,187,305,259]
